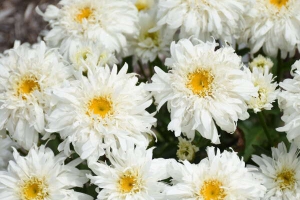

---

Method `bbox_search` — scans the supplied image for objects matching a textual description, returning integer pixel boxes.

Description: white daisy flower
[277,60,300,145]
[146,39,258,144]
[39,0,139,54]
[61,39,118,72]
[247,67,279,113]
[46,64,156,162]
[88,144,170,200]
[0,145,92,200]
[252,142,300,199]
[130,11,175,64]
[0,41,72,150]
[0,130,18,171]
[156,0,253,43]
[166,147,266,200]
[249,55,274,72]
[176,137,199,162]
[246,0,300,57]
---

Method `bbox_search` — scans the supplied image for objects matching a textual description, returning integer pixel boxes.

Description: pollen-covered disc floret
[0,41,72,150]
[88,144,170,199]
[147,39,257,143]
[247,67,279,113]
[277,60,300,145]
[46,64,156,162]
[156,0,253,43]
[166,147,266,199]
[252,142,300,199]
[0,145,92,200]
[245,0,300,57]
[39,0,139,54]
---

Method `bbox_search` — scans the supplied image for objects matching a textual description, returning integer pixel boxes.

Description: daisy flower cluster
[1,0,300,199]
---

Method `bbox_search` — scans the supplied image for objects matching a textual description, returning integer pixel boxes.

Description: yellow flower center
[20,177,48,200]
[17,76,40,97]
[87,96,112,118]
[200,179,226,200]
[269,0,288,8]
[119,171,140,194]
[144,31,160,46]
[275,169,296,190]
[76,7,93,22]
[187,69,214,97]
[135,0,150,11]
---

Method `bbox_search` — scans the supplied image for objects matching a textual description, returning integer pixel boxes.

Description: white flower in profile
[88,143,170,200]
[130,11,175,64]
[39,0,139,54]
[166,147,266,200]
[146,38,258,144]
[156,0,254,43]
[46,64,156,162]
[0,41,72,150]
[0,145,92,200]
[176,137,199,162]
[0,130,18,171]
[277,60,300,145]
[252,142,300,199]
[61,39,118,72]
[247,67,279,113]
[246,0,300,58]
[249,55,274,72]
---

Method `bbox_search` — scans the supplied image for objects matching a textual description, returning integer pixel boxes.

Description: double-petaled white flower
[0,145,92,200]
[147,38,257,143]
[0,41,72,150]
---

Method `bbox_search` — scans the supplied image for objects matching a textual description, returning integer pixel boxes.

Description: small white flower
[156,0,254,43]
[249,55,274,72]
[277,60,300,145]
[88,144,170,200]
[0,145,92,200]
[176,137,199,162]
[146,38,258,143]
[247,67,279,113]
[166,147,266,200]
[245,0,300,57]
[46,64,156,162]
[0,41,72,150]
[252,142,300,199]
[39,0,139,54]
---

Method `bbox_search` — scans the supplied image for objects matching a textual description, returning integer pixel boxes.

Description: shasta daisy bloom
[249,55,274,72]
[61,39,118,72]
[247,67,279,113]
[277,60,300,145]
[166,147,266,200]
[0,145,92,200]
[129,11,174,64]
[246,0,300,57]
[155,0,253,43]
[147,39,258,143]
[252,142,300,199]
[88,144,170,200]
[176,137,199,162]
[0,130,18,170]
[39,0,139,54]
[46,64,156,162]
[0,41,72,150]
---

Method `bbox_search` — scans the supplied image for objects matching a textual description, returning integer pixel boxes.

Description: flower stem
[258,112,272,146]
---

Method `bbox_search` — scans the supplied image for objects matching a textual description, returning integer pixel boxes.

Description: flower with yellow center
[46,64,156,163]
[0,145,92,200]
[147,39,257,143]
[0,41,72,150]
[166,147,266,200]
[252,142,300,199]
[88,144,170,200]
